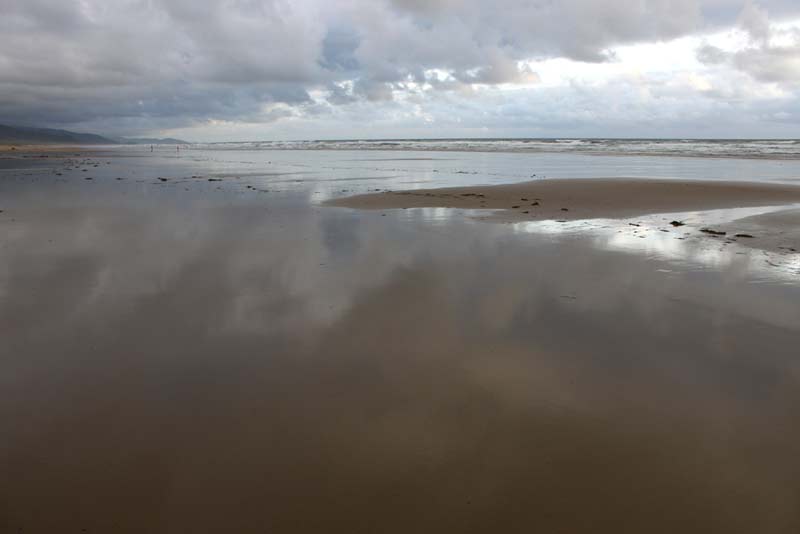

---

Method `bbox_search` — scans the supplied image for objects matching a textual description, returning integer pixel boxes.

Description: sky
[2,0,800,141]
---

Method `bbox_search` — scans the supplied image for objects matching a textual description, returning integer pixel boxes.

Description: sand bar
[716,207,800,254]
[326,178,800,222]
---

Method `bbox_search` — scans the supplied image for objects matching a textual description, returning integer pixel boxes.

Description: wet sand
[326,178,800,222]
[714,208,800,254]
[2,149,800,533]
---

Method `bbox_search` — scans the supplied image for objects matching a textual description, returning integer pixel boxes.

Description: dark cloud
[0,0,324,133]
[319,27,362,73]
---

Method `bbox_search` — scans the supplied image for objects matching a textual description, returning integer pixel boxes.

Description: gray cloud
[734,45,800,84]
[697,43,730,64]
[0,0,324,132]
[696,2,800,86]
[1,0,800,136]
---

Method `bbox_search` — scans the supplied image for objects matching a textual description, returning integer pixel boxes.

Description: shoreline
[6,143,800,161]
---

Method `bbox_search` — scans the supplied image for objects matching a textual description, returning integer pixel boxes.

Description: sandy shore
[326,178,800,222]
[717,208,800,254]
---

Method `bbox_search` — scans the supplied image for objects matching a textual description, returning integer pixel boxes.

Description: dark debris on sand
[700,228,727,236]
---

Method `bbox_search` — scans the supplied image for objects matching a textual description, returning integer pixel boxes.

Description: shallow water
[2,148,800,533]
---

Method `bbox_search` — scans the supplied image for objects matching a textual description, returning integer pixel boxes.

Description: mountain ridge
[0,124,188,145]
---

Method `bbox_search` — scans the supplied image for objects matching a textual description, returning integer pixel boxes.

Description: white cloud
[696,5,800,86]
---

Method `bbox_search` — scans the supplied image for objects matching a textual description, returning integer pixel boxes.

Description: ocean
[190,138,800,160]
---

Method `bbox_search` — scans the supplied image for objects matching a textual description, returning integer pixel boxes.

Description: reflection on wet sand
[1,151,800,533]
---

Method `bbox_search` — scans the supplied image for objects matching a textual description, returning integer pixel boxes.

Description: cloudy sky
[2,0,800,141]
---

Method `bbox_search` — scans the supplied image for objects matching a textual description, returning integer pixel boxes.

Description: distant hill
[0,124,117,145]
[0,124,188,146]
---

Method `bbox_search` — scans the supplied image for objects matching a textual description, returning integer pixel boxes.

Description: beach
[2,145,800,533]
